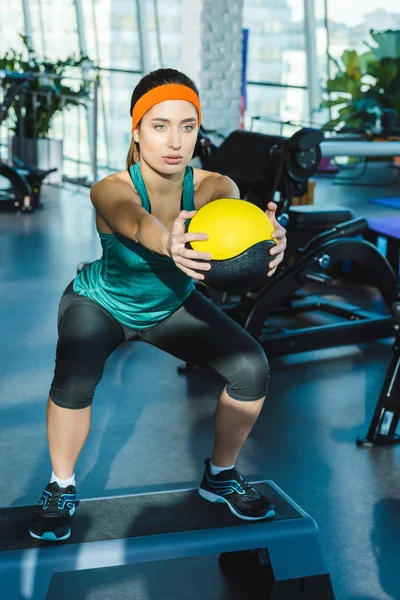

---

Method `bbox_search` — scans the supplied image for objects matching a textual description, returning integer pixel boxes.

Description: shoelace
[42,484,71,514]
[217,467,255,495]
[208,463,257,496]
[236,473,255,495]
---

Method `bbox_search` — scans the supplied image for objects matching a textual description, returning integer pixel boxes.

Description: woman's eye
[184,125,194,131]
[155,124,166,130]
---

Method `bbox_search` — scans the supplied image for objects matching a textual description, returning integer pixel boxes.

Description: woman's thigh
[142,291,270,401]
[50,289,126,409]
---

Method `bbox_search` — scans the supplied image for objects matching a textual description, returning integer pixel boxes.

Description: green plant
[320,29,400,132]
[0,34,93,138]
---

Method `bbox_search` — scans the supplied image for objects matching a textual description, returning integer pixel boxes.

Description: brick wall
[180,0,244,134]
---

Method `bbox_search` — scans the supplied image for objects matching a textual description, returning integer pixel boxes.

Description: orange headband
[131,84,201,133]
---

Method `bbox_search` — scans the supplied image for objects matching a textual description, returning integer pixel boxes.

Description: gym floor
[0,163,399,600]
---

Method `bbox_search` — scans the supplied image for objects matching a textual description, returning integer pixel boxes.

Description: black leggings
[49,281,270,409]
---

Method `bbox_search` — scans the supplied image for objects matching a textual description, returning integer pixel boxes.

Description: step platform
[0,481,336,600]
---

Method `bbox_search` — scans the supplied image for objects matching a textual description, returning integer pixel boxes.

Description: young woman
[29,68,287,541]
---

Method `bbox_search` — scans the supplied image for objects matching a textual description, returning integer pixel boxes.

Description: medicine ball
[188,198,277,292]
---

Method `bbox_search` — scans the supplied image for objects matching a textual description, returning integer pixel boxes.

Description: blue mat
[369,197,400,210]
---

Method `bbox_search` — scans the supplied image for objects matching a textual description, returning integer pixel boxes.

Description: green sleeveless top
[73,162,195,329]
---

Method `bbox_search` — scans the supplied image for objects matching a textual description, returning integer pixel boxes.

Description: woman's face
[134,99,199,174]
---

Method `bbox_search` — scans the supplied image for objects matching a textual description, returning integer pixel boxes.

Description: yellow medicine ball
[188,198,277,292]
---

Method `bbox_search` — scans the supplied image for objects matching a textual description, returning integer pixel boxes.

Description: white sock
[50,471,76,488]
[210,461,235,476]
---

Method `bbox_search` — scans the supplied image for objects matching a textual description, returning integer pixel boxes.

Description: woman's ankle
[50,471,76,488]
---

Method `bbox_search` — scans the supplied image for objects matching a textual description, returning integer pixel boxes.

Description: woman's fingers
[270,241,287,256]
[182,232,209,244]
[183,248,212,261]
[174,256,212,272]
[176,264,207,280]
[171,210,197,236]
[268,251,285,272]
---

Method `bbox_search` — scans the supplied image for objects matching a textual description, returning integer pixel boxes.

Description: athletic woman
[29,68,287,541]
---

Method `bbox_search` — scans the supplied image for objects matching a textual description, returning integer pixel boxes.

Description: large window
[80,1,142,175]
[81,0,141,71]
[314,0,399,130]
[0,6,26,56]
[29,0,80,60]
[326,0,400,68]
[243,0,308,134]
[147,0,182,71]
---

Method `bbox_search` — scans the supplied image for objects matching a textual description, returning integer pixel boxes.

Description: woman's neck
[139,159,184,205]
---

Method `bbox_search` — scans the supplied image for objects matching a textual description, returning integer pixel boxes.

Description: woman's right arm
[91,179,211,280]
[91,179,170,256]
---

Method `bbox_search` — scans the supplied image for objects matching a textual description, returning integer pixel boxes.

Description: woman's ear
[133,128,139,144]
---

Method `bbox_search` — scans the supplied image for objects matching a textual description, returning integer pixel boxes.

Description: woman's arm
[91,179,212,277]
[196,173,241,207]
[91,179,170,256]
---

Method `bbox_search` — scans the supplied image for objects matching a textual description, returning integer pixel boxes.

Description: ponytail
[126,136,141,169]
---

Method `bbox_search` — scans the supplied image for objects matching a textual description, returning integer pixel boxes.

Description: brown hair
[126,68,199,169]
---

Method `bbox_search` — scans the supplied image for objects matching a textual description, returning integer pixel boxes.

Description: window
[243,0,307,129]
[81,0,141,71]
[327,0,400,65]
[0,5,25,55]
[29,0,80,60]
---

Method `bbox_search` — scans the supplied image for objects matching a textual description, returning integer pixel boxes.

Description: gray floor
[0,163,400,600]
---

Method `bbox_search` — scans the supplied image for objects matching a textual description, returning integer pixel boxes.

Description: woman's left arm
[205,175,287,278]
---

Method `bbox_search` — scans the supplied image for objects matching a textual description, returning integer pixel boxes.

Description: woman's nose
[168,130,181,150]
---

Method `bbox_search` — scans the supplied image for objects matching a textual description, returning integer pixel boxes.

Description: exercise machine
[357,302,400,447]
[186,128,400,356]
[0,70,57,211]
[0,158,56,211]
[197,126,324,221]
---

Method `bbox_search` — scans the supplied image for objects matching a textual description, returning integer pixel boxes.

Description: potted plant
[320,29,400,133]
[0,34,93,184]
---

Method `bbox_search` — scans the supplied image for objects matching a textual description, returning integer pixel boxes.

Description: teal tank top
[73,162,195,329]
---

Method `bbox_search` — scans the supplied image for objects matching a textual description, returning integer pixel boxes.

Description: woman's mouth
[163,156,182,164]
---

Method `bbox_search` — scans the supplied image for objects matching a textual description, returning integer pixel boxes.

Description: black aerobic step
[0,481,336,600]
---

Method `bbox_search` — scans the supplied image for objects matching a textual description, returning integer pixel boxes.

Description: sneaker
[29,481,76,541]
[199,458,275,521]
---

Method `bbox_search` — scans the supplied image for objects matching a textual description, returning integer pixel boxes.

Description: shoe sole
[29,504,75,542]
[198,488,275,521]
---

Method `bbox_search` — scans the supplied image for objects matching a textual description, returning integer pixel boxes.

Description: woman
[29,68,287,541]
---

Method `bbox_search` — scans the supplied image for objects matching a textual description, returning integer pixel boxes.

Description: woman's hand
[167,210,212,280]
[265,202,287,277]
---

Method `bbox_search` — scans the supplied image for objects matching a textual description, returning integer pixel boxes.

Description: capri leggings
[49,281,270,409]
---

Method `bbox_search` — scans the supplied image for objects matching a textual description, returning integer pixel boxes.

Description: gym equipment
[365,216,400,277]
[0,481,335,599]
[188,198,276,292]
[0,70,57,212]
[185,127,400,355]
[321,140,400,158]
[357,302,400,447]
[320,135,400,188]
[198,127,324,220]
[0,158,57,211]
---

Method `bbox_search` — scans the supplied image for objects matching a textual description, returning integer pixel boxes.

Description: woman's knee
[225,343,270,402]
[49,378,96,410]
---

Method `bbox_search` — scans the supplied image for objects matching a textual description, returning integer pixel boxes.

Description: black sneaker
[29,481,76,541]
[199,458,275,521]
